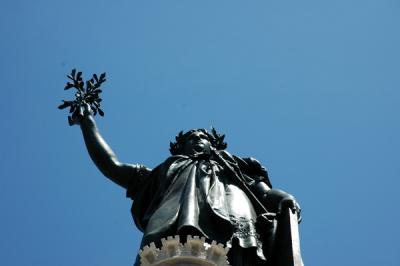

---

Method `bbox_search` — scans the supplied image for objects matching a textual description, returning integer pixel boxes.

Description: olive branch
[58,69,106,125]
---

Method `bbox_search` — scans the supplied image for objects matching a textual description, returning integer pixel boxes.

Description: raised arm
[74,107,150,189]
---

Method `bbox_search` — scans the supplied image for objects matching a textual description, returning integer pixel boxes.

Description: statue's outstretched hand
[68,103,92,126]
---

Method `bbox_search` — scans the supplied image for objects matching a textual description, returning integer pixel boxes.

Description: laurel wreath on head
[169,127,227,155]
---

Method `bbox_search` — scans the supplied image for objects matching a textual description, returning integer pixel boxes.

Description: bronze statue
[59,70,303,266]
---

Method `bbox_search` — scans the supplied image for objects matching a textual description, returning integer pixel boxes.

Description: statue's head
[170,128,227,156]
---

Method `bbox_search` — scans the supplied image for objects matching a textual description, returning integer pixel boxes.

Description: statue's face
[182,131,212,155]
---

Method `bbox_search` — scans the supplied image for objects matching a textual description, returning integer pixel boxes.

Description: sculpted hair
[169,128,227,155]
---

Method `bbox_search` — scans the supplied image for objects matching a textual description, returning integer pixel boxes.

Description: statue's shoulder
[231,154,272,188]
[159,155,190,168]
[147,155,190,178]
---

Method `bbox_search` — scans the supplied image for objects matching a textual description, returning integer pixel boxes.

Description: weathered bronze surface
[59,73,303,265]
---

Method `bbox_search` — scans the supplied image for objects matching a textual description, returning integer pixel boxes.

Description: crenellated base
[139,235,230,266]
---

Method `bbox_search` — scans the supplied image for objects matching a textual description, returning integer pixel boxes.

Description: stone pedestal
[139,236,230,266]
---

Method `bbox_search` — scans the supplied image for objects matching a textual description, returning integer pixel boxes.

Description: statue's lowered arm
[232,156,301,219]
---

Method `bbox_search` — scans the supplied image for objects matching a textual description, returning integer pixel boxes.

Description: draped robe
[126,151,272,265]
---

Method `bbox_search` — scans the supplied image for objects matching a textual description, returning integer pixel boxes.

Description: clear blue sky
[1,0,399,265]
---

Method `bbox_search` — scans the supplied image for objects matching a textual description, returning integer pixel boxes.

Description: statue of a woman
[69,104,302,266]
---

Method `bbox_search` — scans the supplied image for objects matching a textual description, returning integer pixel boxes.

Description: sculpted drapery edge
[126,151,274,262]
